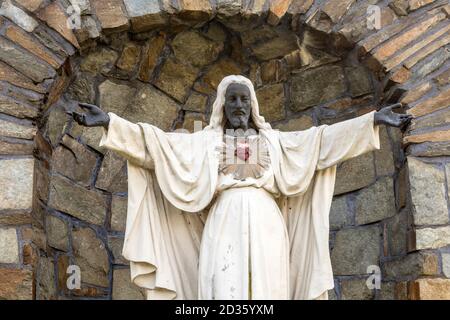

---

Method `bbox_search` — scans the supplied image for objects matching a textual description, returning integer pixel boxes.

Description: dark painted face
[224,83,252,131]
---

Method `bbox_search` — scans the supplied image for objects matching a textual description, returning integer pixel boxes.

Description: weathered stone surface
[267,0,292,25]
[48,175,107,225]
[442,253,450,278]
[46,105,67,145]
[0,228,19,264]
[0,268,33,299]
[153,56,199,103]
[108,236,127,264]
[46,215,69,251]
[72,227,110,287]
[138,33,166,82]
[408,157,449,226]
[36,256,56,299]
[404,129,450,144]
[0,119,36,140]
[346,66,372,97]
[372,13,445,63]
[355,177,396,225]
[408,141,450,157]
[241,25,299,61]
[331,225,380,275]
[383,252,438,279]
[184,92,208,113]
[290,65,347,111]
[0,37,55,83]
[378,282,396,300]
[53,135,97,186]
[410,107,450,133]
[0,212,32,225]
[334,152,376,195]
[0,158,34,211]
[273,115,313,131]
[0,0,38,31]
[124,85,180,131]
[407,86,450,117]
[0,95,38,119]
[413,278,450,300]
[0,61,46,93]
[435,68,450,86]
[329,195,351,230]
[65,73,96,104]
[341,278,374,300]
[400,82,432,105]
[415,226,450,250]
[374,126,395,176]
[111,195,127,232]
[124,0,166,32]
[15,0,44,12]
[96,151,128,193]
[36,2,79,48]
[0,139,34,155]
[178,0,213,20]
[194,59,242,95]
[99,80,137,115]
[256,83,285,122]
[112,268,145,299]
[116,42,141,72]
[386,211,408,256]
[80,48,119,74]
[57,254,70,294]
[91,0,129,32]
[172,30,224,68]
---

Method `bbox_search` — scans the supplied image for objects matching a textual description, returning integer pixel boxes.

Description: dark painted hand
[374,103,413,128]
[67,103,110,129]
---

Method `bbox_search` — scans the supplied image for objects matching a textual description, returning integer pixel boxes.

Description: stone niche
[1,0,449,301]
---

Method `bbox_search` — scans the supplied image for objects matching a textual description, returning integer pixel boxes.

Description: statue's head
[224,83,252,131]
[207,75,271,132]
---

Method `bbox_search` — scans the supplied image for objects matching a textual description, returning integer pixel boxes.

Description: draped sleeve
[317,111,380,170]
[99,112,154,169]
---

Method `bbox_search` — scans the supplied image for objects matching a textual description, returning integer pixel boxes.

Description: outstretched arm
[317,103,413,170]
[67,102,152,169]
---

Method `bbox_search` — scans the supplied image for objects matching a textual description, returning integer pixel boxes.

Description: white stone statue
[69,75,412,300]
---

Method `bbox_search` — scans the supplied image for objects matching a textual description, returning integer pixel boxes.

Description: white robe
[99,111,380,300]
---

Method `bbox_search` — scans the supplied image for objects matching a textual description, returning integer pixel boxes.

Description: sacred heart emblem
[235,143,250,161]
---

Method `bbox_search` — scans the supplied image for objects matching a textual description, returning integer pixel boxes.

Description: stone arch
[0,0,449,300]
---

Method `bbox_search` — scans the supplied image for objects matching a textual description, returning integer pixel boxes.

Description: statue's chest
[217,135,271,181]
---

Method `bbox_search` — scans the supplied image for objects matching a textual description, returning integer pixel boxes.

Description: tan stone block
[413,278,450,300]
[116,42,141,72]
[0,61,46,93]
[36,2,79,48]
[0,0,38,32]
[404,129,450,144]
[403,32,450,69]
[0,158,34,211]
[0,268,33,299]
[415,226,450,249]
[274,115,314,131]
[322,0,356,23]
[15,0,44,12]
[91,0,130,32]
[5,24,62,68]
[0,228,19,264]
[124,0,166,32]
[138,33,166,82]
[400,82,432,105]
[0,94,39,119]
[267,0,292,25]
[341,278,374,300]
[111,195,127,232]
[408,89,450,117]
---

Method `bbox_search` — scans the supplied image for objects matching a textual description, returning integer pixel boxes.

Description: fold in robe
[99,111,380,300]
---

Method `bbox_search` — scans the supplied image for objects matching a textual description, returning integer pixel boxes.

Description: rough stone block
[111,195,127,232]
[72,227,110,287]
[112,268,145,299]
[415,226,450,250]
[334,152,376,195]
[341,278,374,300]
[0,228,19,264]
[256,83,285,122]
[0,268,33,299]
[331,225,380,275]
[46,215,69,251]
[0,158,34,210]
[408,157,449,226]
[329,195,351,230]
[355,177,396,225]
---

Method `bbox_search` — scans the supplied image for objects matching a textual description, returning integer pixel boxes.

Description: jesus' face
[224,83,252,131]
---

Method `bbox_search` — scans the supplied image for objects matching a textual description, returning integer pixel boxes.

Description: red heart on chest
[235,143,251,161]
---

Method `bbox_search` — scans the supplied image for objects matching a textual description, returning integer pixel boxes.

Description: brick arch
[0,0,449,300]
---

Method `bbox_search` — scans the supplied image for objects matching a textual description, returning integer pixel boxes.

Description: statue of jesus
[69,75,412,300]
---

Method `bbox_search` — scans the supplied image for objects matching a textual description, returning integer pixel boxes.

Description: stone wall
[0,0,449,300]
